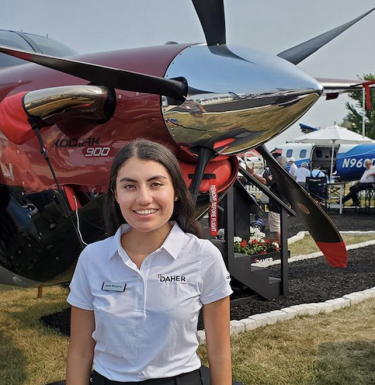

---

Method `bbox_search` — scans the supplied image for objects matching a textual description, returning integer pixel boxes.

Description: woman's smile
[134,209,158,215]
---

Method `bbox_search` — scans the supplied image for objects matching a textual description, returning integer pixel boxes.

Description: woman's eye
[124,184,136,189]
[151,182,163,188]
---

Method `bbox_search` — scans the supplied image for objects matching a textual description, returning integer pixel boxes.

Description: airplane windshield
[0,30,77,68]
[0,30,32,67]
[25,32,77,57]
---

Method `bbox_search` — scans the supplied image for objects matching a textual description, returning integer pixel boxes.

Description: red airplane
[0,1,373,287]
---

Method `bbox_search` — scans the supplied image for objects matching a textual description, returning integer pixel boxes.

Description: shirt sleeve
[199,240,233,305]
[67,246,94,310]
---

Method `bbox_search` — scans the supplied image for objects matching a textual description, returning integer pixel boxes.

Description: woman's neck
[121,223,173,261]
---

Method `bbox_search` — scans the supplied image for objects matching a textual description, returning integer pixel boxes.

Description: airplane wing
[316,77,375,100]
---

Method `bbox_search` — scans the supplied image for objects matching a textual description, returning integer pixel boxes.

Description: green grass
[0,285,69,385]
[200,300,375,385]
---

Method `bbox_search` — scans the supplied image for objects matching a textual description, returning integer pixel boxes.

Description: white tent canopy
[292,124,373,180]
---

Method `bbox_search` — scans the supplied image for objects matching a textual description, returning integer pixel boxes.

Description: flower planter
[234,251,281,264]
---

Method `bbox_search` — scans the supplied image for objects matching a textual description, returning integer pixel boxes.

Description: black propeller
[0,46,187,102]
[191,0,249,62]
[189,146,216,205]
[278,7,375,65]
[192,0,226,46]
[256,145,347,268]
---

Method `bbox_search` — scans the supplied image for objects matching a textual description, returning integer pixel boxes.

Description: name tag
[101,281,127,292]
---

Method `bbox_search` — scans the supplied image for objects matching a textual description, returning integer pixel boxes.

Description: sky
[1,0,374,149]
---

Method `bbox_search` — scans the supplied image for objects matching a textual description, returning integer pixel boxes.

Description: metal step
[229,255,283,300]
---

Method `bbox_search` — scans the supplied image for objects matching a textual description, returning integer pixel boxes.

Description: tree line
[344,73,375,139]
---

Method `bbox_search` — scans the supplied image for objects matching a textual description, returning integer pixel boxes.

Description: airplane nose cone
[163,44,323,155]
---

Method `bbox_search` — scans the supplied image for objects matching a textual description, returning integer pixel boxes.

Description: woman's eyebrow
[147,175,168,182]
[118,175,168,183]
[118,177,137,183]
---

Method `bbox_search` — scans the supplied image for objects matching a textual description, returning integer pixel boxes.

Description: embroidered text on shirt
[157,274,186,283]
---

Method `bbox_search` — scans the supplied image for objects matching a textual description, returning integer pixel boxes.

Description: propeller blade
[189,146,216,205]
[0,46,187,101]
[278,7,375,65]
[192,0,226,46]
[257,145,347,268]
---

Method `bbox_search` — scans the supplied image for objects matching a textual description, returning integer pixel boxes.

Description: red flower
[240,240,248,247]
[252,239,258,245]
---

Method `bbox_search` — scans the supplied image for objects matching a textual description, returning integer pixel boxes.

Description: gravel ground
[42,210,375,335]
[228,210,375,317]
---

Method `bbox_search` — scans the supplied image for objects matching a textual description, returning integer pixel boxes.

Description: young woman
[66,139,233,385]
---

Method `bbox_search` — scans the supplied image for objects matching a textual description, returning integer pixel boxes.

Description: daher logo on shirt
[157,274,186,283]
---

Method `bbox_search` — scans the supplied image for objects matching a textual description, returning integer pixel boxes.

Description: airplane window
[26,33,77,57]
[300,150,307,158]
[286,149,293,157]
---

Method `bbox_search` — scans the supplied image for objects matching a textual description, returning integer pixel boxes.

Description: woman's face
[114,157,176,236]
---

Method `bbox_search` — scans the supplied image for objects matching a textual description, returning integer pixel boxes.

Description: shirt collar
[107,224,131,261]
[160,222,188,260]
[107,222,187,261]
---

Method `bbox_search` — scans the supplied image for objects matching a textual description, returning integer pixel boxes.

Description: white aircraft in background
[271,130,375,182]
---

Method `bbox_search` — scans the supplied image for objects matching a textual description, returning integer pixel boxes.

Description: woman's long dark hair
[104,139,202,238]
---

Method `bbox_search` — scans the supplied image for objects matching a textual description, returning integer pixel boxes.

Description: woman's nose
[136,186,152,204]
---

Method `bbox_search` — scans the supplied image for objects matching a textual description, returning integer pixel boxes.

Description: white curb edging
[288,230,375,246]
[198,292,375,344]
[198,289,375,343]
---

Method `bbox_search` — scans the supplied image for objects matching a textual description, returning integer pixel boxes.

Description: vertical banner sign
[209,178,218,236]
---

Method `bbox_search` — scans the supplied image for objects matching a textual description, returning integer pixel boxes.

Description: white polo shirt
[67,222,232,382]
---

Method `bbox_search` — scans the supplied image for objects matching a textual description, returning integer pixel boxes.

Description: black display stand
[213,176,292,302]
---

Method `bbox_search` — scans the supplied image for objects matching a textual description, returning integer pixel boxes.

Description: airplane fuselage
[275,142,375,181]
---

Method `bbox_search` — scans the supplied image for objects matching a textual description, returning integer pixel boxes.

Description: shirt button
[144,261,149,265]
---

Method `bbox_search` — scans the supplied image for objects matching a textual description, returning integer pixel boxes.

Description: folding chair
[364,184,375,214]
[306,176,327,207]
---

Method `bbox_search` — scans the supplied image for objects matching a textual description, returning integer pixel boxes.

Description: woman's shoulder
[184,233,222,257]
[171,224,222,261]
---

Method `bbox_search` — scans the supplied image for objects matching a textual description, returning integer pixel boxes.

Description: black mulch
[41,211,375,336]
